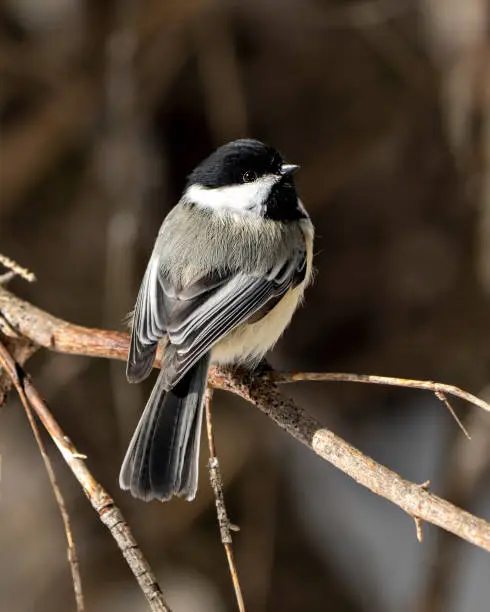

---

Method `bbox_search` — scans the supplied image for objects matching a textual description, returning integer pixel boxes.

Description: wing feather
[127,244,307,389]
[127,257,167,383]
[161,249,306,387]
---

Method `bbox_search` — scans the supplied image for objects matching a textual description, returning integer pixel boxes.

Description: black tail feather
[119,354,210,501]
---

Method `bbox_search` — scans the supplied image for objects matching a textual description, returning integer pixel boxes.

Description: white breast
[211,283,306,365]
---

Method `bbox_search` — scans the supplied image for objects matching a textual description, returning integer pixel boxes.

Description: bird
[119,138,314,502]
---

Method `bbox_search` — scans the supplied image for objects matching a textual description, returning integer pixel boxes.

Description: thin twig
[0,272,16,285]
[0,339,172,612]
[205,387,246,612]
[410,480,431,544]
[414,516,424,543]
[0,350,85,611]
[276,371,473,439]
[27,407,86,610]
[0,254,36,283]
[2,285,490,553]
[271,371,490,415]
[0,336,38,407]
[434,390,470,439]
[414,402,490,612]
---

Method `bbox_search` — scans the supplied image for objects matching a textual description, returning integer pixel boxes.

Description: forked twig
[205,387,246,612]
[434,390,470,439]
[0,339,171,612]
[271,371,485,435]
[0,348,84,611]
[271,371,490,412]
[0,254,36,283]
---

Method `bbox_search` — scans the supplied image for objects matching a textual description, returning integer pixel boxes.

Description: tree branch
[2,284,490,553]
[0,253,36,283]
[2,348,85,611]
[271,371,490,415]
[0,333,171,612]
[205,387,245,612]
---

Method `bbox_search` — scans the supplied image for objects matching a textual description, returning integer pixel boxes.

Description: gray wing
[126,257,167,383]
[127,249,307,388]
[127,255,225,383]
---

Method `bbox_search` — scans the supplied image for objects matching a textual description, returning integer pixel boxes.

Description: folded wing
[127,247,307,388]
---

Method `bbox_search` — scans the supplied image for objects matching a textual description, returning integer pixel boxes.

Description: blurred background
[1,0,490,610]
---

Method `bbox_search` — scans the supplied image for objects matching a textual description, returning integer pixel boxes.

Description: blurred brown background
[1,1,490,611]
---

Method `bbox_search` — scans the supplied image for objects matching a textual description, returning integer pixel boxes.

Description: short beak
[280,163,300,177]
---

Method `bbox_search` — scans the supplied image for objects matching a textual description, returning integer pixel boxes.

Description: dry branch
[205,387,245,612]
[2,284,490,554]
[0,336,171,612]
[0,343,85,611]
[0,254,36,283]
[271,371,490,414]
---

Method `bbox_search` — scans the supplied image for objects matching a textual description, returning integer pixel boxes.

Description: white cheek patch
[185,175,279,216]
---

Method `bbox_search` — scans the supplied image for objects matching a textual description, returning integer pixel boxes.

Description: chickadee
[120,138,314,502]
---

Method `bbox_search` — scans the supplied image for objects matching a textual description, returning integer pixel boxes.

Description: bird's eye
[242,170,257,183]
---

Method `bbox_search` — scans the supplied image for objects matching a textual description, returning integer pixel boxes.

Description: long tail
[119,354,210,502]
